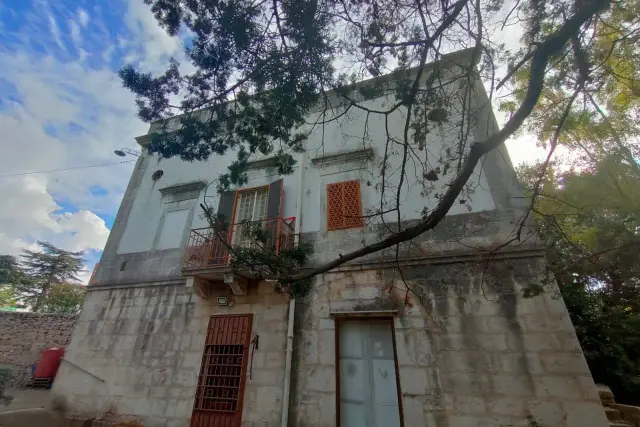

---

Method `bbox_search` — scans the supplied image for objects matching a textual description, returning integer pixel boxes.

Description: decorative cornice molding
[246,157,278,170]
[159,181,207,195]
[135,134,152,147]
[311,148,374,168]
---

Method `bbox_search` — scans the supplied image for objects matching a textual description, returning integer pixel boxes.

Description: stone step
[605,407,622,421]
[598,384,615,404]
[609,421,634,427]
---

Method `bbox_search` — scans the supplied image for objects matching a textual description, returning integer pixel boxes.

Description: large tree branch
[287,0,610,281]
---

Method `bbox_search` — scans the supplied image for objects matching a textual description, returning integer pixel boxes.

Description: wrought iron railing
[183,217,296,269]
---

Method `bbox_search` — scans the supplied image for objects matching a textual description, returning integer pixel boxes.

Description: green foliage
[0,287,16,309]
[3,241,85,312]
[518,157,640,404]
[504,0,640,169]
[38,283,86,316]
[120,0,335,192]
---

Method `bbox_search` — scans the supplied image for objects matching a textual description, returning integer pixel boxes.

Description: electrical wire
[0,160,136,178]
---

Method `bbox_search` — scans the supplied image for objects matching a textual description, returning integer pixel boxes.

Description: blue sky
[0,0,188,281]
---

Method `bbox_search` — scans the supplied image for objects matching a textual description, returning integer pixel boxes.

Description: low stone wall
[0,311,76,387]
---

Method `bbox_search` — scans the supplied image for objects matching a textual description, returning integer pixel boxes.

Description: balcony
[183,216,296,271]
[182,217,295,297]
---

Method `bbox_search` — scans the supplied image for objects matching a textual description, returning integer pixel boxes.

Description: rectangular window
[337,319,402,427]
[233,186,269,247]
[157,209,189,249]
[327,180,363,230]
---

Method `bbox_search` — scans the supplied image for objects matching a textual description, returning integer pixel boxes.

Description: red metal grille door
[191,315,253,427]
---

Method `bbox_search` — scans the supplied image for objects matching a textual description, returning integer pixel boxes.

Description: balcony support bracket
[186,276,213,299]
[224,273,248,296]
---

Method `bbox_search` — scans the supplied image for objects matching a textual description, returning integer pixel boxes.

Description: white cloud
[0,0,198,281]
[78,8,89,28]
[0,176,109,255]
[69,19,82,52]
[122,0,184,73]
[57,210,110,252]
[47,14,66,52]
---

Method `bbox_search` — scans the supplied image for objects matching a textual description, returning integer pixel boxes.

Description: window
[233,186,270,248]
[157,209,189,249]
[337,319,402,427]
[235,187,269,224]
[327,180,363,230]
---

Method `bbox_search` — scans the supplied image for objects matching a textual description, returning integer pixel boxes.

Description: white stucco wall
[117,83,496,255]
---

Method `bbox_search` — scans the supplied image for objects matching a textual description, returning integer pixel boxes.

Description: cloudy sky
[0,0,546,283]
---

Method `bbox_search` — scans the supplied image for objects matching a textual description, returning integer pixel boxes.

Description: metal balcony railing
[183,217,296,269]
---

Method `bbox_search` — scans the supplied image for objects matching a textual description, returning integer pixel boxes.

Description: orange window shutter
[327,182,344,230]
[327,180,363,230]
[342,180,363,228]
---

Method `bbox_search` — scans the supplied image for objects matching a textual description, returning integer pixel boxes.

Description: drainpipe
[281,150,305,427]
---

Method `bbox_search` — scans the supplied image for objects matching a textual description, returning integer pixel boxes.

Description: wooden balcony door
[190,314,253,427]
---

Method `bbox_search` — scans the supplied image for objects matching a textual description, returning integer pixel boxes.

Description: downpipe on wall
[281,150,305,427]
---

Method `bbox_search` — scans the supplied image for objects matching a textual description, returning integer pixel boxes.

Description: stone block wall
[52,281,288,427]
[0,311,76,386]
[290,255,609,427]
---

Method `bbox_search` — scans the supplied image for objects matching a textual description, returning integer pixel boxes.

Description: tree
[120,0,629,285]
[0,255,19,284]
[518,157,640,404]
[8,242,84,312]
[38,283,86,316]
[0,287,16,309]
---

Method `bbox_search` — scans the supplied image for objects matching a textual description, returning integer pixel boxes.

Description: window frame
[326,179,364,231]
[229,184,271,247]
[334,316,405,427]
[230,184,271,225]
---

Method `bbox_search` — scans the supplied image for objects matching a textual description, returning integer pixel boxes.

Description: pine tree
[15,242,84,312]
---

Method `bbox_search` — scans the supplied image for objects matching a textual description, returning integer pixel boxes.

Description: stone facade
[0,311,76,386]
[51,50,609,427]
[52,282,288,427]
[290,257,609,427]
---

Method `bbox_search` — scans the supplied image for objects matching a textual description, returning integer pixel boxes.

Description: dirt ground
[2,388,53,412]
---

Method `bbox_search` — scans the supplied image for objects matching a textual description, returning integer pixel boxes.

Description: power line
[0,160,136,178]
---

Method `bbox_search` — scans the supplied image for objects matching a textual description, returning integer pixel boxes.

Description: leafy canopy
[519,154,640,404]
[3,241,85,313]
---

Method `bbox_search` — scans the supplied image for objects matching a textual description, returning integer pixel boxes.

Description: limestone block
[399,367,429,395]
[493,352,543,376]
[303,366,336,392]
[172,399,193,419]
[301,330,319,364]
[490,374,534,397]
[454,395,487,414]
[248,368,278,385]
[318,330,335,365]
[483,316,521,334]
[448,414,482,427]
[527,401,565,427]
[477,334,509,351]
[401,396,428,427]
[540,352,591,374]
[265,351,285,369]
[441,373,489,395]
[181,351,202,368]
[576,375,601,401]
[563,401,609,427]
[487,396,526,416]
[533,376,583,400]
[514,333,560,352]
